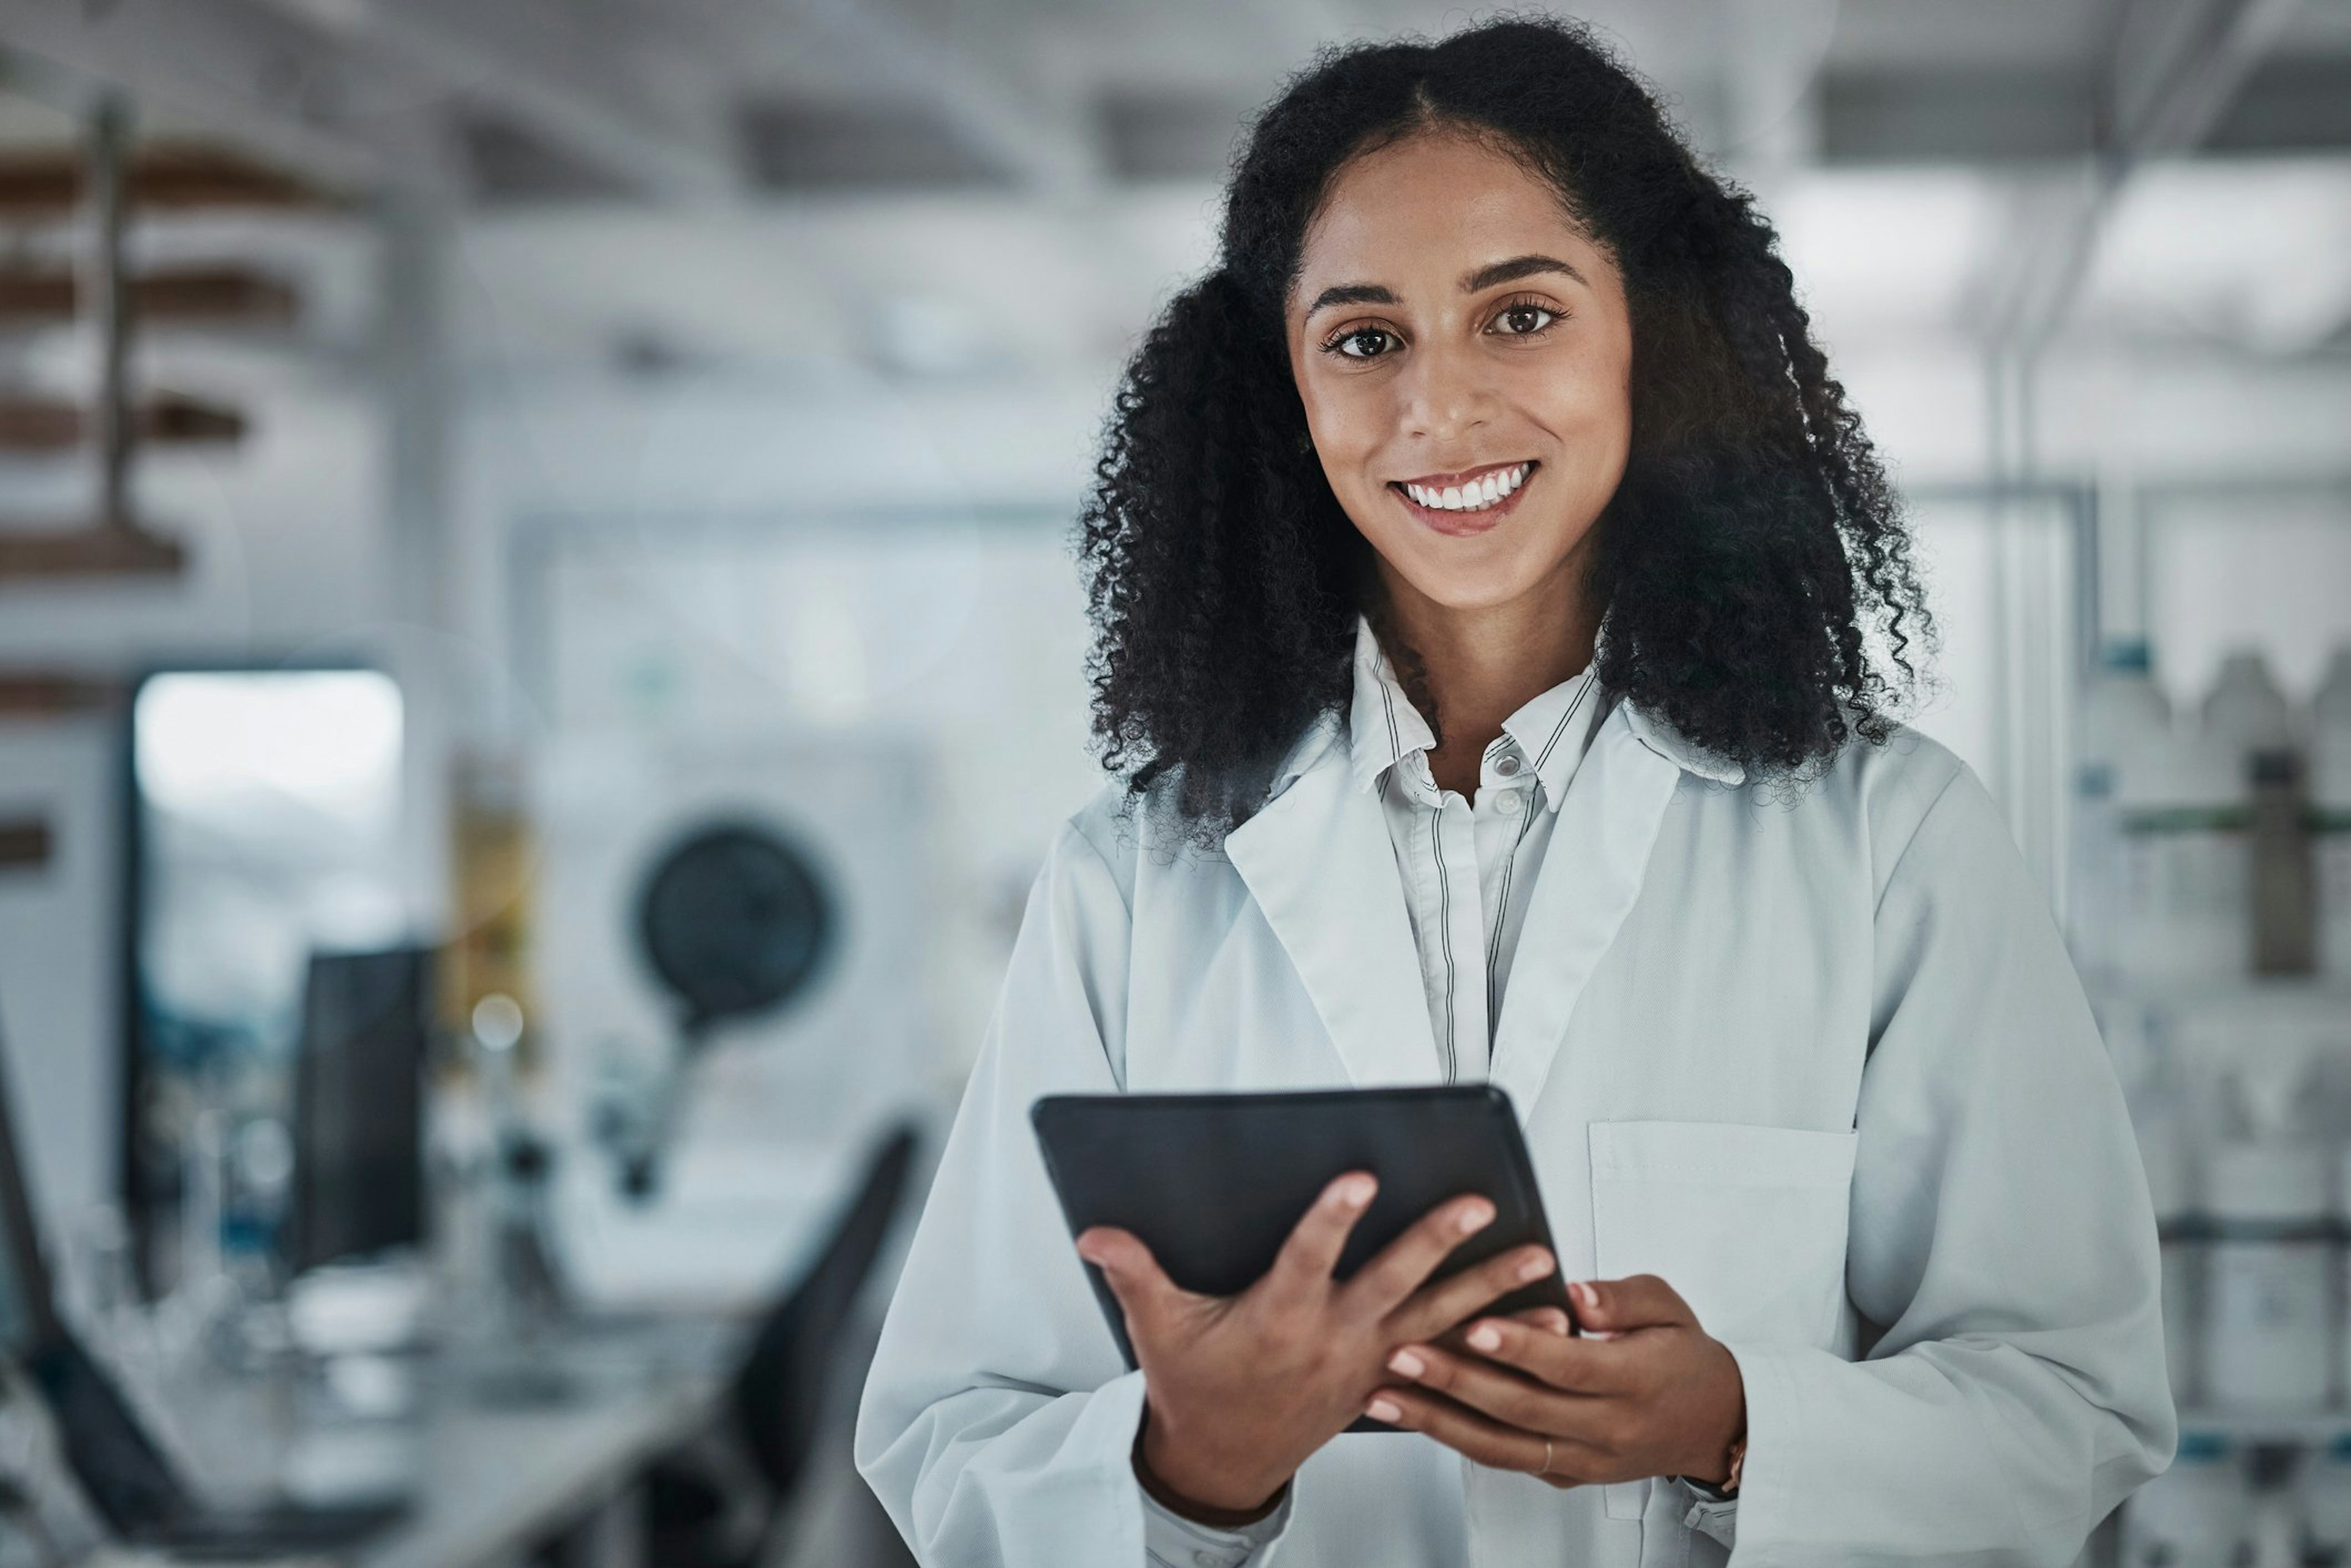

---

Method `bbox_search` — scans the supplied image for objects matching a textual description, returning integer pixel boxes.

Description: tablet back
[1031,1084,1574,1384]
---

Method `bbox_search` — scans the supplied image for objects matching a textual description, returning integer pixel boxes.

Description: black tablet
[1032,1084,1575,1430]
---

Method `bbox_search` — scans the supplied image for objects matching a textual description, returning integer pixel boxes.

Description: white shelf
[2088,977,2351,1018]
[2177,1406,2351,1445]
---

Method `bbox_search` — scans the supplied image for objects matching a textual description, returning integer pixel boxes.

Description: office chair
[647,1123,921,1568]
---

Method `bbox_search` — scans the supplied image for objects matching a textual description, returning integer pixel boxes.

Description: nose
[1399,336,1489,445]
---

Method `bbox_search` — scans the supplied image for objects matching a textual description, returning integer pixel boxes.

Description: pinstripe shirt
[1346,615,1608,1085]
[1139,617,1613,1566]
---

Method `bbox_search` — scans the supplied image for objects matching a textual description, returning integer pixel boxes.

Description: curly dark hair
[1079,14,1929,842]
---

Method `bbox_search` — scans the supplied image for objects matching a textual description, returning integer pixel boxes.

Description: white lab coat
[855,699,2177,1566]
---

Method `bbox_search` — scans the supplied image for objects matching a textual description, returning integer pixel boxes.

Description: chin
[1367,524,1591,618]
[1382,555,1558,615]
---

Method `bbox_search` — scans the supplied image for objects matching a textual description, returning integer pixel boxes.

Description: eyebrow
[1461,253,1586,292]
[1305,282,1398,316]
[1303,253,1587,317]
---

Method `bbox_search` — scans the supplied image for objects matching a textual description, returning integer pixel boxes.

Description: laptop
[0,1022,410,1559]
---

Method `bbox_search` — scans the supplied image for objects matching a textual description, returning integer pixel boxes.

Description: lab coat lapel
[1224,748,1439,1089]
[1487,707,1684,1117]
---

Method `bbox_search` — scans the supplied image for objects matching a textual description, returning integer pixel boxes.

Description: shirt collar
[1344,615,1611,812]
[1499,662,1606,812]
[1346,617,1436,798]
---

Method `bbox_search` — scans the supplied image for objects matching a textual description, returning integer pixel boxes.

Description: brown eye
[1493,304,1554,336]
[1331,327,1397,359]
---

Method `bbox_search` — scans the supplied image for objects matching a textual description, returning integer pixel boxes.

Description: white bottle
[2248,1484,2307,1568]
[2203,649,2299,761]
[2075,640,2170,985]
[2120,1431,2248,1568]
[2142,1095,2201,1406]
[2120,716,2240,985]
[2335,1141,2351,1418]
[2153,650,2293,983]
[2200,648,2294,762]
[2204,1139,2335,1410]
[2302,1434,2351,1564]
[2315,647,2351,981]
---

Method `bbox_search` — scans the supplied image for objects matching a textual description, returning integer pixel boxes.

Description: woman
[857,17,2174,1566]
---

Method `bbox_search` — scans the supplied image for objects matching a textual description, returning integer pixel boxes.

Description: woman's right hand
[1074,1172,1558,1516]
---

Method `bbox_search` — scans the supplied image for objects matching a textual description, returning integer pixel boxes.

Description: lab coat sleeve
[856,814,1282,1566]
[1718,765,2177,1566]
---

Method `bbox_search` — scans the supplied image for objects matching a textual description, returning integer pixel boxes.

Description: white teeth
[1401,463,1531,511]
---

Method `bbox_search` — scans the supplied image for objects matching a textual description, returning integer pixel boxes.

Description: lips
[1387,460,1537,535]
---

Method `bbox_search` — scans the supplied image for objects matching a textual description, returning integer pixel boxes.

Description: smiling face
[1285,130,1634,620]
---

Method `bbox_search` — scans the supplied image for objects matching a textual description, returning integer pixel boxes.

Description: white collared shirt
[1347,616,1608,1084]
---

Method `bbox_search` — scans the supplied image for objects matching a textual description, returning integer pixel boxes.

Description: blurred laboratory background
[0,0,2342,1564]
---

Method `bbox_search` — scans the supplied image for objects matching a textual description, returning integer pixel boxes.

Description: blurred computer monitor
[287,948,430,1275]
[0,1011,412,1549]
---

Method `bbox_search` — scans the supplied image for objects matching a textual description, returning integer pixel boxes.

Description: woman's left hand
[1365,1274,1745,1489]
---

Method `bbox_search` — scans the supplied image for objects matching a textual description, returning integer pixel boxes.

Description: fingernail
[1387,1348,1426,1378]
[1366,1397,1403,1423]
[1570,1280,1599,1310]
[1542,1309,1572,1337]
[1338,1174,1376,1208]
[1517,1249,1554,1282]
[1455,1199,1496,1235]
[1467,1322,1502,1352]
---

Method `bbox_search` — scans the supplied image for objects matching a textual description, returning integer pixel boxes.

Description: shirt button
[1194,1553,1224,1568]
[1494,754,1523,778]
[1495,790,1524,817]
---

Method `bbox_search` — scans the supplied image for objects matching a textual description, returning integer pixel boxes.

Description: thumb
[1076,1226,1182,1324]
[1570,1274,1697,1336]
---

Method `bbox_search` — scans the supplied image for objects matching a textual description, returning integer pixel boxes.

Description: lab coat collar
[1264,708,1344,803]
[1621,703,1745,787]
[1230,695,1717,1106]
[1236,637,1738,1106]
[1228,731,1444,1090]
[1485,702,1688,1113]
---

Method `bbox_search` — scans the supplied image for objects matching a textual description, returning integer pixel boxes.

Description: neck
[1373,562,1599,800]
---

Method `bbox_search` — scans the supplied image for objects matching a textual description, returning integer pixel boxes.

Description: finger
[1363,1387,1607,1483]
[1340,1193,1496,1316]
[1438,1305,1569,1351]
[1384,1243,1553,1341]
[1264,1172,1378,1299]
[1075,1226,1186,1326]
[1383,1342,1590,1434]
[1513,1306,1574,1337]
[1570,1275,1698,1335]
[1457,1314,1631,1395]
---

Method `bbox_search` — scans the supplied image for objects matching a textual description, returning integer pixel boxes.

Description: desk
[85,1316,746,1568]
[366,1318,742,1568]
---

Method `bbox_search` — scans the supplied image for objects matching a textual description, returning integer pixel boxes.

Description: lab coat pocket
[1586,1119,1859,1521]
